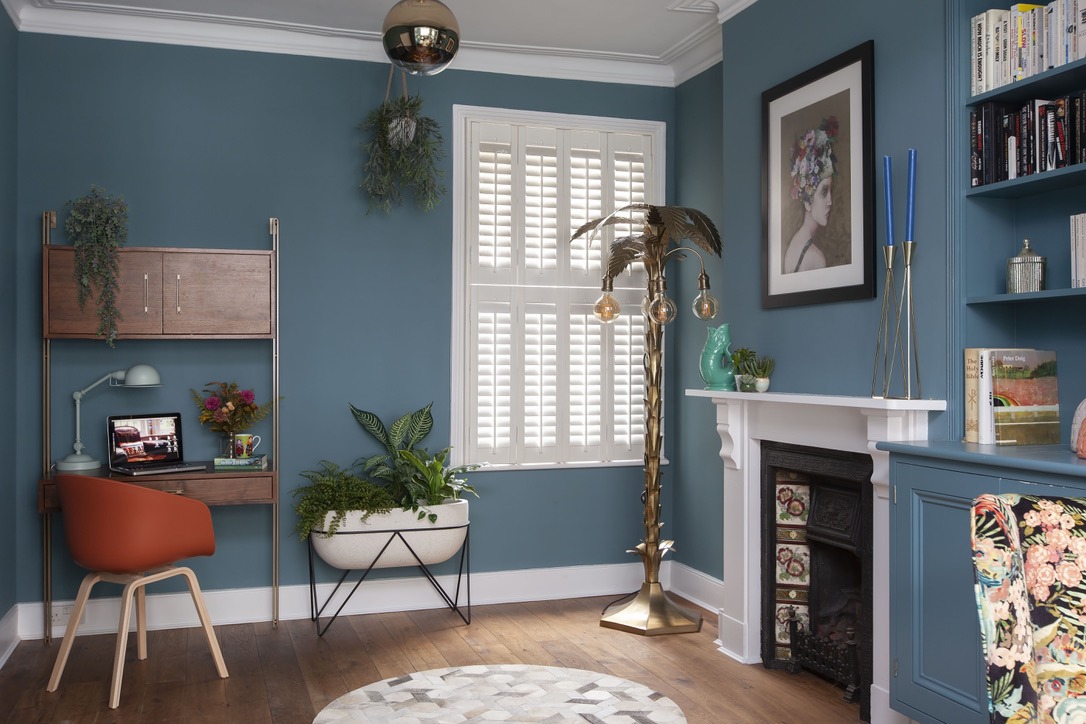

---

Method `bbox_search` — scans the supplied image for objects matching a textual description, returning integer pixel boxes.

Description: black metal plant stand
[307,523,470,637]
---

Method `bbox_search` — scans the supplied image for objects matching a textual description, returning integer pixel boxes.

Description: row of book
[970,94,1086,185]
[212,454,268,471]
[1072,212,1086,287]
[964,348,1060,445]
[971,2,1086,96]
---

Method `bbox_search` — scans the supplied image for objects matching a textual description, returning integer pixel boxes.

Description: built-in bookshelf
[957,4,1086,433]
[960,0,1086,436]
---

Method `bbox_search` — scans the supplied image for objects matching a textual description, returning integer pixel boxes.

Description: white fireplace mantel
[685,390,946,724]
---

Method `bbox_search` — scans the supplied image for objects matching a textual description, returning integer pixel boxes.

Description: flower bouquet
[191,381,275,456]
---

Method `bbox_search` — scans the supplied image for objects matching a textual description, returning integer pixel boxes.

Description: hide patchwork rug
[312,664,686,723]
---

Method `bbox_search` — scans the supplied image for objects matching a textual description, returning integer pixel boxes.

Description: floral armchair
[971,493,1086,723]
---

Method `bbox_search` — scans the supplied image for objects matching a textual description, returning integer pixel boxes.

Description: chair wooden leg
[109,579,140,709]
[180,567,228,679]
[46,572,100,693]
[135,586,147,660]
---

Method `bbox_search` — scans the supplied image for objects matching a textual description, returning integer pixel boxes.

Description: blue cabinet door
[890,459,989,724]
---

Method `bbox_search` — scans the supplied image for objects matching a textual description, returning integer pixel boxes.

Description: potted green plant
[297,402,479,571]
[360,93,445,213]
[64,186,129,346]
[399,446,479,522]
[732,347,758,392]
[748,355,776,392]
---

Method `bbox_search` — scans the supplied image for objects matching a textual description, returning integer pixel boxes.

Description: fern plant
[360,95,445,213]
[64,186,128,346]
[292,460,395,540]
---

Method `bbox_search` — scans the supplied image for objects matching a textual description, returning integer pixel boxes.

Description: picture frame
[761,40,875,309]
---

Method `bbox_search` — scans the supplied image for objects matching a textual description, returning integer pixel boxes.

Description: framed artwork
[761,40,875,309]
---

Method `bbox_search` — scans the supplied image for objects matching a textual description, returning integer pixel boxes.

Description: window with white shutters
[452,106,665,468]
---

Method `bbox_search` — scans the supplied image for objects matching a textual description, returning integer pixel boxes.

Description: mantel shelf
[684,389,946,412]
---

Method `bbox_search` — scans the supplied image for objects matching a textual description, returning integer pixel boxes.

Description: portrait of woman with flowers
[191,381,275,437]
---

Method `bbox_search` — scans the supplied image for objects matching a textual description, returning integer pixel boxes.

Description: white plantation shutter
[454,107,664,468]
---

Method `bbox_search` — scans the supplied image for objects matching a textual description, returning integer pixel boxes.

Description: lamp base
[600,582,702,636]
[55,453,102,472]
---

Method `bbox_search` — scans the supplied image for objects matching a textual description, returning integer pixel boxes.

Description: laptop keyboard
[114,462,206,476]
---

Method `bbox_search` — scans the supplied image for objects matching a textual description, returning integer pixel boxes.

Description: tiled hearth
[686,390,945,724]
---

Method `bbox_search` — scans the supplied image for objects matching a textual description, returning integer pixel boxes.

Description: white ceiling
[1,0,755,86]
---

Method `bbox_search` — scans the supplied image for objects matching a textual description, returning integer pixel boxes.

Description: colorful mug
[234,433,261,458]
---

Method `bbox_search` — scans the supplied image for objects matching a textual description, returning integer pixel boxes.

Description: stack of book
[970,94,1085,186]
[1072,211,1086,287]
[964,348,1060,445]
[971,3,1085,96]
[213,454,268,471]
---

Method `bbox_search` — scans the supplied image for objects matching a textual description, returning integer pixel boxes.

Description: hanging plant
[64,186,129,346]
[360,68,445,213]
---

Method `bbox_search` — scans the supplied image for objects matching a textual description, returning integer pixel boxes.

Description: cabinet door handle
[143,273,149,313]
[175,274,181,314]
[164,489,185,495]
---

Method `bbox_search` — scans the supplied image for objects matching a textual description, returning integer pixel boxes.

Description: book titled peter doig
[991,349,1060,445]
[972,347,1034,444]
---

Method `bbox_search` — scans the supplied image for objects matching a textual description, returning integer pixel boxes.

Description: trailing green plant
[292,460,395,540]
[64,186,129,346]
[398,447,479,522]
[350,402,434,506]
[360,94,445,213]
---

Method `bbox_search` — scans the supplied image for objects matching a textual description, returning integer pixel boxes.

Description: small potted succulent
[732,347,758,392]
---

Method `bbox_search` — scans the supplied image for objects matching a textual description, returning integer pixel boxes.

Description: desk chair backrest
[56,474,214,573]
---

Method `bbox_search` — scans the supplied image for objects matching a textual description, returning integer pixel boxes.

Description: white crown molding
[2,0,731,87]
[9,560,722,644]
[717,0,759,24]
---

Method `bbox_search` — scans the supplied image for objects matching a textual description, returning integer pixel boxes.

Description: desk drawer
[154,475,274,504]
[40,471,276,511]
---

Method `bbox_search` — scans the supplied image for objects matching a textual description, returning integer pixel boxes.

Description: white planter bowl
[310,499,468,570]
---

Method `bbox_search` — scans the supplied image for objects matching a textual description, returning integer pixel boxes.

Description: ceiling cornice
[3,0,733,87]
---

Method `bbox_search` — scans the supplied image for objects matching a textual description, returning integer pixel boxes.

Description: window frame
[450,105,666,471]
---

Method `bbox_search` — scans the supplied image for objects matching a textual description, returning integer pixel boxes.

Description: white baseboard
[13,560,724,647]
[0,605,18,668]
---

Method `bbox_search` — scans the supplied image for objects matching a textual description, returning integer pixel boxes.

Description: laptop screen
[107,412,186,468]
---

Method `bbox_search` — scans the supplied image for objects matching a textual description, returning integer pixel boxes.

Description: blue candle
[883,156,894,246]
[906,148,917,242]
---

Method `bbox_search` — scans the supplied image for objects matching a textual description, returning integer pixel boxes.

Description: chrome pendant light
[382,0,460,76]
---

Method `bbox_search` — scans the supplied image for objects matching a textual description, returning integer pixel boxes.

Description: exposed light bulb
[692,269,718,320]
[594,293,621,323]
[692,290,719,320]
[593,275,621,323]
[648,294,677,325]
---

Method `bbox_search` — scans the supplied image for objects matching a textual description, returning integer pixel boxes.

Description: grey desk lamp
[54,363,162,472]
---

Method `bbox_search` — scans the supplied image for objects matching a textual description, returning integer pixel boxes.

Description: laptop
[107,412,206,476]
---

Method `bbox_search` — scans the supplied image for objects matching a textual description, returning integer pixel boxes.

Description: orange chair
[46,474,229,708]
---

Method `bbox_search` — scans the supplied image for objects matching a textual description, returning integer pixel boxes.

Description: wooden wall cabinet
[43,245,275,339]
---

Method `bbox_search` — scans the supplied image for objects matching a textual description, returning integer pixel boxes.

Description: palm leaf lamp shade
[382,0,460,76]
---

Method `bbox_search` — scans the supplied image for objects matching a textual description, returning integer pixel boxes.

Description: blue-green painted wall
[6,0,958,609]
[13,34,679,601]
[672,62,725,577]
[717,0,950,413]
[0,8,17,614]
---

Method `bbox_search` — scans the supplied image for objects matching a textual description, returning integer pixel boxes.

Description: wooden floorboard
[1,596,862,723]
